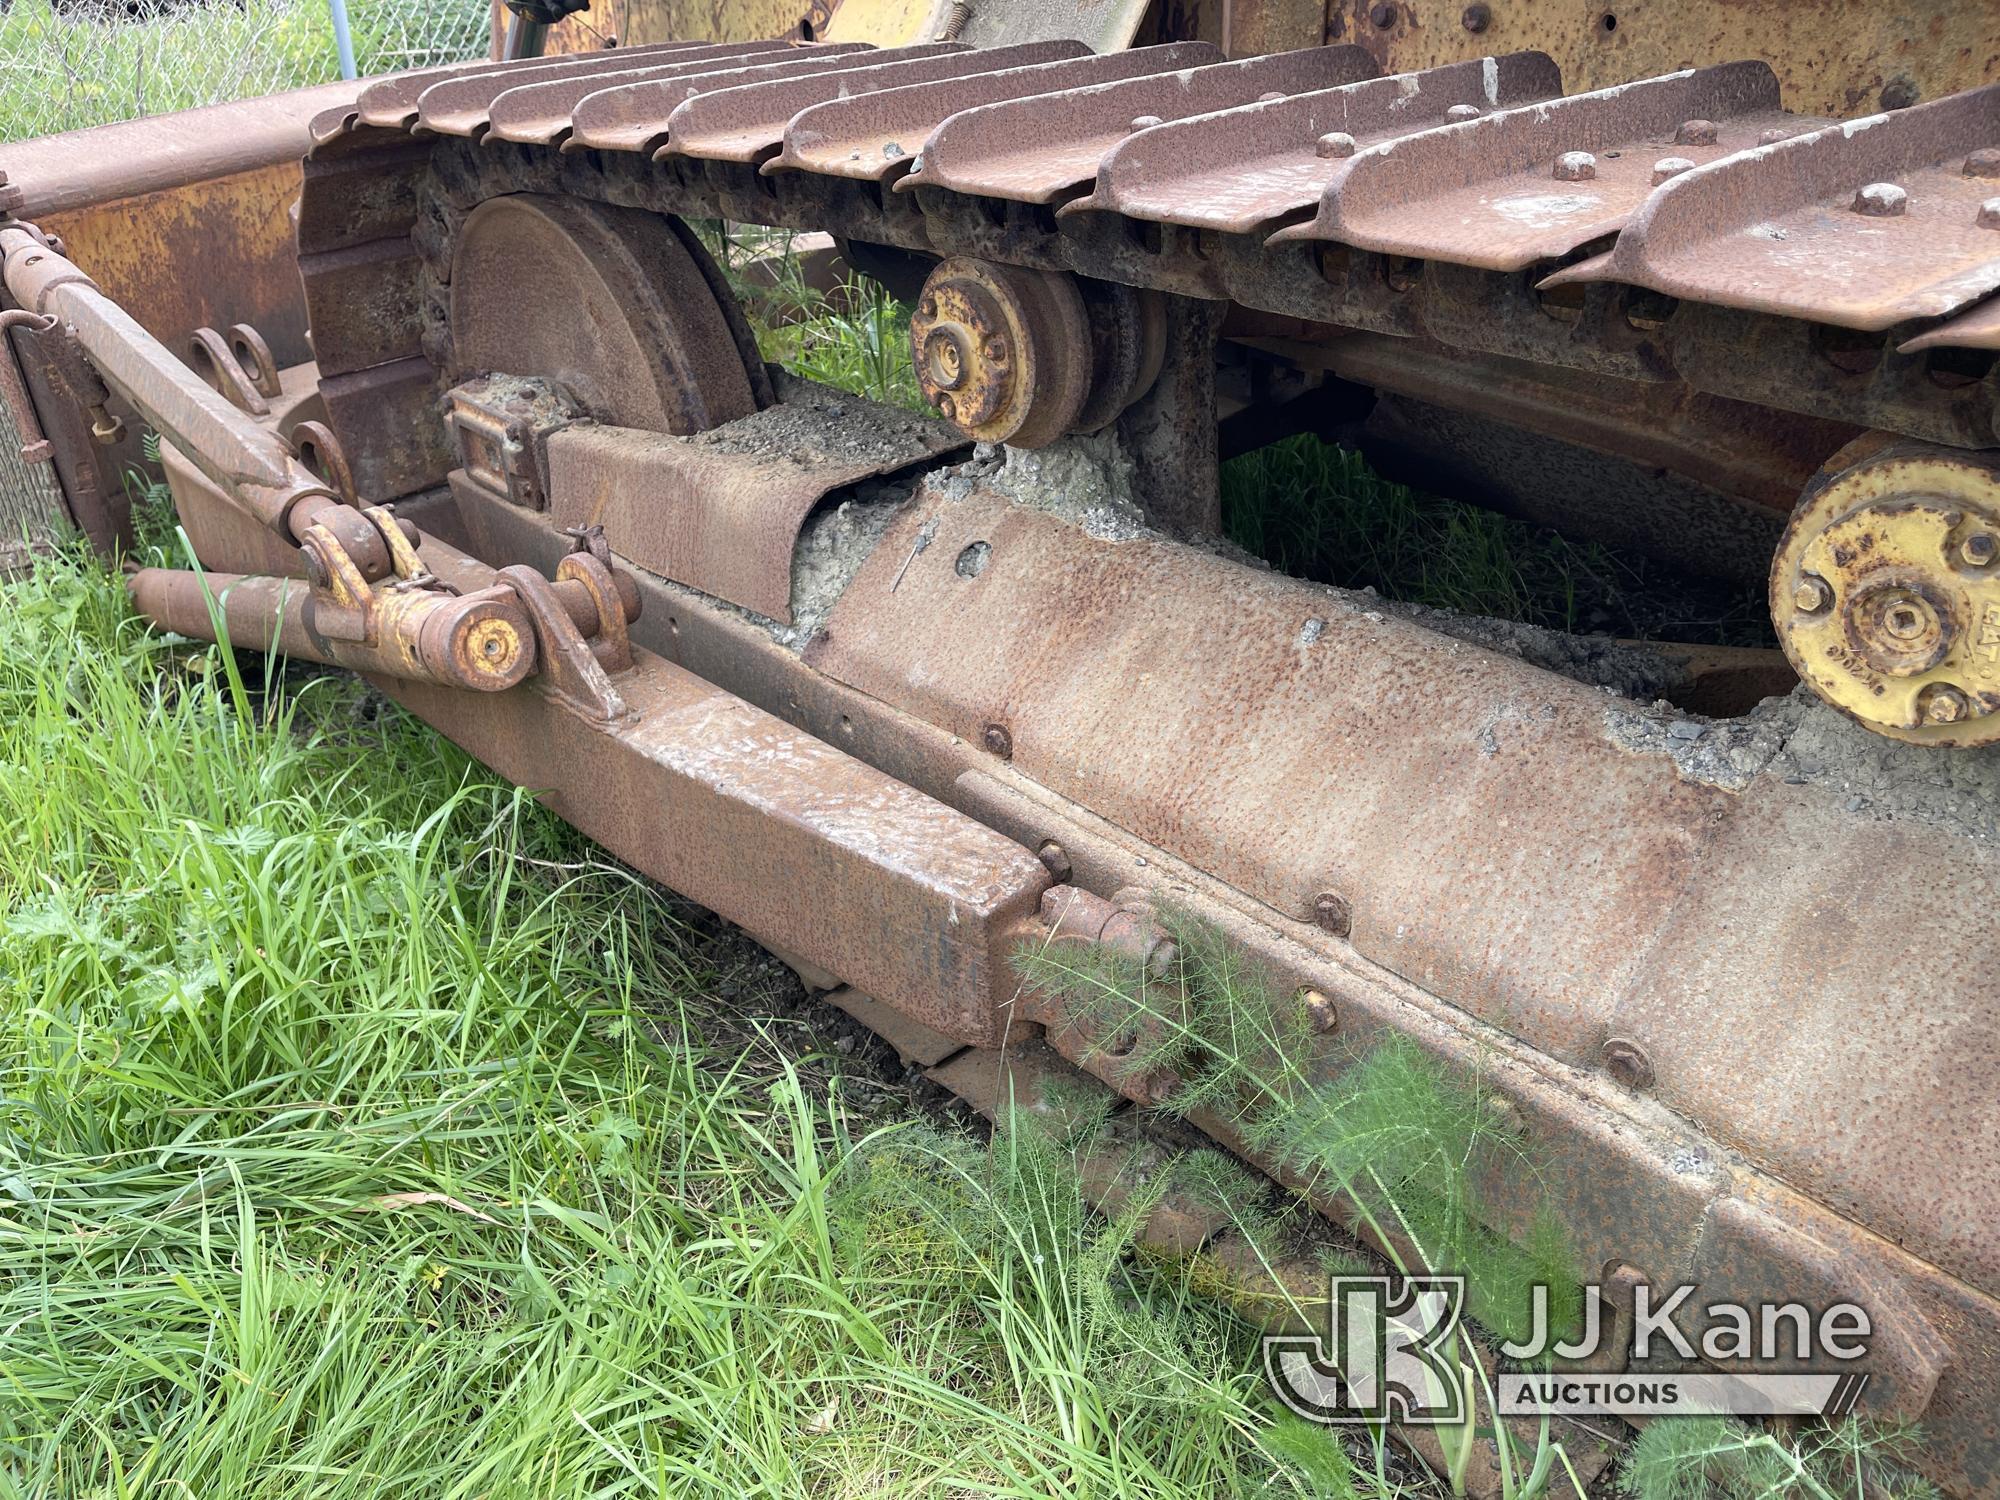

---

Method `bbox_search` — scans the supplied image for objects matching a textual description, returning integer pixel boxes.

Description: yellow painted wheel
[1772,438,2000,747]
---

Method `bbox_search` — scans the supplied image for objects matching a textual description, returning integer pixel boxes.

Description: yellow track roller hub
[1773,440,2000,747]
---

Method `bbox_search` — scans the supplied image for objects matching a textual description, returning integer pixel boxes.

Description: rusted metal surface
[415,39,810,138]
[371,458,2000,1497]
[549,0,1154,56]
[510,0,821,58]
[0,225,346,544]
[806,484,2000,1297]
[356,44,706,129]
[1902,296,2000,355]
[146,450,1054,1051]
[0,81,357,219]
[0,92,347,545]
[1313,330,1851,521]
[1307,0,1995,122]
[653,41,1062,161]
[0,310,55,465]
[824,985,964,1066]
[1560,83,2000,329]
[1074,53,1561,232]
[1276,61,1805,271]
[446,193,760,433]
[913,45,1380,205]
[486,42,882,147]
[773,43,1222,182]
[444,373,590,509]
[294,42,1999,478]
[540,381,966,619]
[387,642,1053,1048]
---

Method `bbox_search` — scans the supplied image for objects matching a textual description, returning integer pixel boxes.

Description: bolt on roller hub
[909,256,1091,449]
[1772,441,2000,747]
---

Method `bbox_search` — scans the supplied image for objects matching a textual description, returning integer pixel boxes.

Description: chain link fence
[0,0,489,145]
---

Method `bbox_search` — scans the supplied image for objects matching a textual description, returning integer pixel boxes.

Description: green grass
[1221,436,1769,642]
[0,0,485,145]
[0,546,1357,1498]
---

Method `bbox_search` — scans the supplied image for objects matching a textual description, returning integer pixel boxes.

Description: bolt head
[1602,1037,1654,1089]
[1922,684,1971,724]
[983,336,1008,363]
[1604,1263,1648,1307]
[1792,575,1832,614]
[1962,532,1997,566]
[1036,839,1072,882]
[1315,131,1358,159]
[1674,118,1719,147]
[1460,2,1491,31]
[1553,151,1598,182]
[936,393,956,421]
[1879,76,1919,111]
[1758,127,1794,146]
[1128,114,1164,132]
[1966,148,2000,179]
[981,722,1013,758]
[1445,104,1482,121]
[1853,182,1908,216]
[1310,890,1352,938]
[1300,987,1339,1033]
[1369,2,1396,27]
[1978,197,2000,230]
[1884,602,1926,640]
[1652,156,1696,185]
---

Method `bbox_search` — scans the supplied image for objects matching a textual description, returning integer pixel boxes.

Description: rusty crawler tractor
[2,0,1998,1490]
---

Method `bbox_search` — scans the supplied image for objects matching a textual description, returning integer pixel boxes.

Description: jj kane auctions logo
[1265,1275,1873,1424]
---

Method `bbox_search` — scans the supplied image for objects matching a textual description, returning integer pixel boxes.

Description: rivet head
[981,722,1013,758]
[1921,684,1971,725]
[1461,2,1491,31]
[1315,131,1358,159]
[1553,151,1597,182]
[1962,532,1997,566]
[1369,2,1397,27]
[1128,114,1164,132]
[1602,1037,1654,1089]
[1445,104,1482,121]
[1310,890,1352,938]
[1965,148,2000,179]
[1651,156,1695,185]
[1853,182,1907,216]
[1792,574,1832,615]
[1300,987,1340,1033]
[1674,118,1719,146]
[1978,197,2000,230]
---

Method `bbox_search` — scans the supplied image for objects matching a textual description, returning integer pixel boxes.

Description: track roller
[909,256,1164,449]
[1773,437,2000,746]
